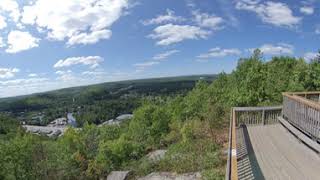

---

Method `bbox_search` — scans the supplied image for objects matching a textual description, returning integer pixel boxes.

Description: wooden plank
[285,91,320,95]
[233,106,282,112]
[278,116,320,153]
[283,93,320,111]
[247,124,320,180]
[226,110,233,180]
[236,127,255,180]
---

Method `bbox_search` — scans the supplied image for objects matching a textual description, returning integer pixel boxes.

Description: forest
[0,50,320,179]
[0,75,216,126]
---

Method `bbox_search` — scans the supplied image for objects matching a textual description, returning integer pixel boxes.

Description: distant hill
[0,74,217,103]
[0,74,217,125]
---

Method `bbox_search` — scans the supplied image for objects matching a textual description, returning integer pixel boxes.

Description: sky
[0,0,319,97]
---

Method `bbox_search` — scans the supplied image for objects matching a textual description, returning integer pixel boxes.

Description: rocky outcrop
[23,125,66,137]
[138,172,201,180]
[99,114,133,126]
[147,150,167,162]
[107,171,131,180]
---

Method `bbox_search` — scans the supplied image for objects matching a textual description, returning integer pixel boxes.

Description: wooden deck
[239,124,320,180]
[226,93,320,180]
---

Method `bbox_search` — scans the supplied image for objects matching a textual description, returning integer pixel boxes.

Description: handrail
[234,106,282,126]
[225,110,232,180]
[226,108,238,180]
[282,92,320,142]
[231,109,238,180]
[233,106,282,112]
[283,92,320,111]
[285,91,320,95]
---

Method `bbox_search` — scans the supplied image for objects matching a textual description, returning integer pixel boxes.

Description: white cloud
[82,70,106,77]
[0,70,123,97]
[198,47,241,59]
[0,0,20,22]
[67,29,112,46]
[134,61,160,72]
[236,1,301,27]
[28,73,38,77]
[0,15,7,29]
[186,1,196,8]
[0,77,48,86]
[0,69,136,97]
[0,68,19,79]
[145,9,224,46]
[55,71,63,75]
[55,70,72,75]
[304,52,318,61]
[6,30,40,53]
[56,71,76,82]
[134,50,179,72]
[0,77,51,97]
[153,50,179,60]
[149,24,210,46]
[142,9,185,25]
[253,43,294,55]
[21,0,129,45]
[315,25,320,34]
[192,11,224,30]
[0,37,5,48]
[134,61,159,68]
[300,6,314,15]
[54,56,104,69]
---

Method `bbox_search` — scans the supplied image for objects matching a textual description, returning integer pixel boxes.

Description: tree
[311,50,320,63]
[252,49,263,60]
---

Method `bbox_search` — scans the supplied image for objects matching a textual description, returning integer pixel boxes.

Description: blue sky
[0,0,319,97]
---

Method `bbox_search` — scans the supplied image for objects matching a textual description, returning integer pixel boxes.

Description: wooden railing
[226,106,282,180]
[226,92,320,179]
[234,106,282,126]
[226,109,238,180]
[287,91,320,103]
[282,92,320,142]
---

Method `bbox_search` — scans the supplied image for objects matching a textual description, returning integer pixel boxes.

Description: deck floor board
[246,124,320,180]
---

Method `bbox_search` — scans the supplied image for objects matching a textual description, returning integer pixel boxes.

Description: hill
[1,52,320,179]
[0,74,217,126]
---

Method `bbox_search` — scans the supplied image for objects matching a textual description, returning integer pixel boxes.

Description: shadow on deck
[236,125,264,180]
[226,92,320,180]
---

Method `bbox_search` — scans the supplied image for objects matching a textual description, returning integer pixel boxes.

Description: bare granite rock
[138,172,201,180]
[107,171,131,180]
[23,125,66,137]
[147,150,167,162]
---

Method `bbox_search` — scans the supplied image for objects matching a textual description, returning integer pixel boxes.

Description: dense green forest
[0,75,216,126]
[0,50,320,179]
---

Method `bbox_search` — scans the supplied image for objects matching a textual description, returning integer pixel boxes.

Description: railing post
[262,109,265,125]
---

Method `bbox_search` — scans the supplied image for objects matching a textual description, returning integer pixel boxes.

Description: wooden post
[262,109,265,125]
[231,108,238,180]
